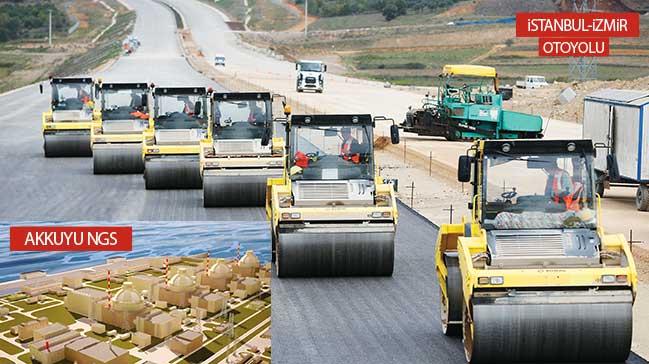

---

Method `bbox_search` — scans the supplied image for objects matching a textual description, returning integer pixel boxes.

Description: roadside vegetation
[0,0,135,93]
[291,0,460,21]
[0,2,69,42]
[241,0,649,87]
[201,0,300,31]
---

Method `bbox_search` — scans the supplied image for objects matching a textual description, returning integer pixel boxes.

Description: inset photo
[0,221,271,364]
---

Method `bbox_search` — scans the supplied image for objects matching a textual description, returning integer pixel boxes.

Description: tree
[382,3,399,20]
[382,0,406,21]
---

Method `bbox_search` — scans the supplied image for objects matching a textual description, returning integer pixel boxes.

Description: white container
[583,89,649,183]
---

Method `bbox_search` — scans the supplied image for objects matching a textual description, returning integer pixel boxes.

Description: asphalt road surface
[0,0,262,221]
[272,203,649,364]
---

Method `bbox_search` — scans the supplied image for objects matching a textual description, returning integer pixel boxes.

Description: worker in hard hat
[543,158,578,210]
[340,127,361,164]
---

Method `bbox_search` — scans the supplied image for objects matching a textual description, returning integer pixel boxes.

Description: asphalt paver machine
[401,65,543,140]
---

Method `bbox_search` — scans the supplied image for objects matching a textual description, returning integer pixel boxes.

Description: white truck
[516,75,548,89]
[296,60,327,93]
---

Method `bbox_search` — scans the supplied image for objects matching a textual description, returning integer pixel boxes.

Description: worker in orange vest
[340,127,360,164]
[544,158,579,210]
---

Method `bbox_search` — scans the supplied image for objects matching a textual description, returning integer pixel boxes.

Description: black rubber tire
[636,184,649,211]
[441,257,462,337]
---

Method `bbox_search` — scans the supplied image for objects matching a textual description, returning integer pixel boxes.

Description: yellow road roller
[201,92,289,207]
[267,114,401,277]
[143,87,210,189]
[92,82,152,174]
[436,139,637,363]
[41,77,98,157]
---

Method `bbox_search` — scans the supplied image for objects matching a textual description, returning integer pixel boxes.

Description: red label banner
[539,37,609,57]
[9,226,133,251]
[516,12,640,38]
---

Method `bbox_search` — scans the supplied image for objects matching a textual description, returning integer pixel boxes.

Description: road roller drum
[276,223,395,277]
[466,289,633,363]
[93,143,144,174]
[144,156,201,189]
[43,133,92,157]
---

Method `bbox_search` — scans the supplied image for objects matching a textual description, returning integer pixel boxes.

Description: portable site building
[582,89,649,210]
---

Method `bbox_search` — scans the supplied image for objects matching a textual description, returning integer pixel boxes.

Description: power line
[569,0,597,81]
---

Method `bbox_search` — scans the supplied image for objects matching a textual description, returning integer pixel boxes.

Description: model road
[0,0,262,221]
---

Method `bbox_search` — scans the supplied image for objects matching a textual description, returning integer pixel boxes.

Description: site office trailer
[583,89,649,183]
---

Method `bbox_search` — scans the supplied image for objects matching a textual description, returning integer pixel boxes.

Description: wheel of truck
[636,185,649,211]
[445,128,460,141]
[440,257,462,336]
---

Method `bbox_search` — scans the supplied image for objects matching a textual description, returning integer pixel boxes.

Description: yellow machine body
[200,92,287,207]
[435,139,637,363]
[41,77,98,157]
[267,114,400,277]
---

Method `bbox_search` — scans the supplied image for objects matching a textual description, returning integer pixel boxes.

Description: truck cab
[296,60,326,93]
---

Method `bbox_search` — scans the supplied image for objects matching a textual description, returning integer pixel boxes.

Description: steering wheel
[501,190,517,200]
[306,152,319,160]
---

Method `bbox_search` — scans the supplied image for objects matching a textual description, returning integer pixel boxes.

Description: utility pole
[304,0,308,38]
[48,10,52,47]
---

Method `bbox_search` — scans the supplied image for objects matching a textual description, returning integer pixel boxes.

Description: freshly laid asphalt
[271,203,649,364]
[0,0,253,221]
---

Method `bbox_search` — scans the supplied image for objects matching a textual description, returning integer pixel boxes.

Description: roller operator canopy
[442,64,497,78]
[50,77,93,84]
[482,139,594,155]
[101,82,150,90]
[213,92,271,101]
[291,114,374,127]
[154,87,207,95]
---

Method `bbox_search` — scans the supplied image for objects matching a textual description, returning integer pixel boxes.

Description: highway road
[272,203,649,364]
[162,1,649,363]
[0,0,262,221]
